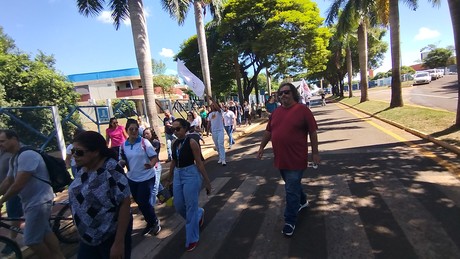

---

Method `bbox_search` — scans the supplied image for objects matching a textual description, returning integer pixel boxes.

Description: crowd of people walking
[0,89,324,257]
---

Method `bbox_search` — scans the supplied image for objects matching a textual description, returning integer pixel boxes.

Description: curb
[338,101,460,155]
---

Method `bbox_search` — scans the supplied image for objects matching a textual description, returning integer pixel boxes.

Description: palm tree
[161,0,226,102]
[76,0,162,139]
[446,0,460,126]
[326,0,378,103]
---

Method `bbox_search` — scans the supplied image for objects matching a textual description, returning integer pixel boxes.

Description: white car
[413,72,431,85]
[425,69,438,80]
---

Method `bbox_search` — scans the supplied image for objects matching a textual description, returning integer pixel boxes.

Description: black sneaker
[142,220,161,236]
[282,223,295,236]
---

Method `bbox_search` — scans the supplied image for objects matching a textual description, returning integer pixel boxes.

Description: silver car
[413,72,431,85]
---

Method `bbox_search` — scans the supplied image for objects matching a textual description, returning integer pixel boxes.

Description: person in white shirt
[223,105,236,149]
[207,101,226,166]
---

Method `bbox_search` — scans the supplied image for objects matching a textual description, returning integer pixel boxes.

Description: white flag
[177,59,205,97]
[301,79,312,98]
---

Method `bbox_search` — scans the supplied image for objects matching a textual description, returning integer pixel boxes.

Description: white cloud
[414,27,440,41]
[159,48,175,58]
[97,8,150,26]
[97,11,113,24]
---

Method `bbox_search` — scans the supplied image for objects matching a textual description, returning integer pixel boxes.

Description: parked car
[425,69,439,80]
[413,72,431,85]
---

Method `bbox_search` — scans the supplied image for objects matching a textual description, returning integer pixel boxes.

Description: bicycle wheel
[52,204,79,244]
[0,236,22,259]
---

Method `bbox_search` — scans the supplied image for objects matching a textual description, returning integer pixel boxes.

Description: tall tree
[76,0,162,140]
[422,47,454,69]
[161,0,226,102]
[326,0,379,103]
[152,58,167,75]
[446,0,460,125]
[219,0,331,102]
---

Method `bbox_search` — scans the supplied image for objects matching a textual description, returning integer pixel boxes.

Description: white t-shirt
[207,110,224,132]
[8,150,54,210]
[223,110,236,127]
[122,137,157,182]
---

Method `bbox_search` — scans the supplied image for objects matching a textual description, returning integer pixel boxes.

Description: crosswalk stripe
[247,181,288,259]
[315,174,374,258]
[181,176,263,259]
[131,177,231,259]
[374,174,460,258]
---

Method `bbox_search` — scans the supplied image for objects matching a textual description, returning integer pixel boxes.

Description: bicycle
[0,200,79,259]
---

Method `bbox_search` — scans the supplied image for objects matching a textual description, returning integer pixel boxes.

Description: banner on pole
[177,59,205,97]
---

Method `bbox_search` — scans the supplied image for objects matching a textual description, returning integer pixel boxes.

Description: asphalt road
[362,74,458,112]
[23,99,460,258]
[98,103,460,258]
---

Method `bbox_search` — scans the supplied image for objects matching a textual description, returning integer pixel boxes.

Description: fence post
[51,106,66,159]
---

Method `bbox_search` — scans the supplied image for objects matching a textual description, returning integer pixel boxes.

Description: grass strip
[337,96,459,146]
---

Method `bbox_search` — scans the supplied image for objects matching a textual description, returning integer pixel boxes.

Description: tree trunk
[128,0,162,141]
[194,1,212,102]
[447,0,460,126]
[346,44,353,98]
[234,54,244,103]
[389,0,404,108]
[358,21,369,102]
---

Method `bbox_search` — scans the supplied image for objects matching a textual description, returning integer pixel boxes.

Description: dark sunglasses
[174,127,182,132]
[279,90,291,96]
[71,148,88,157]
[128,127,139,131]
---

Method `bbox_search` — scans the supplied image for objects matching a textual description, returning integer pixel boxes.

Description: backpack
[18,147,72,193]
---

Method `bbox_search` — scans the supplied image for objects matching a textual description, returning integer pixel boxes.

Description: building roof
[67,68,140,83]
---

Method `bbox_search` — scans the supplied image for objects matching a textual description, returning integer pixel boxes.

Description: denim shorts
[23,201,53,246]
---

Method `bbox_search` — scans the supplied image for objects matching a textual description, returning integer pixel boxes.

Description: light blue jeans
[279,169,307,225]
[152,163,164,204]
[173,164,204,247]
[211,129,225,162]
[224,125,235,146]
[165,133,176,160]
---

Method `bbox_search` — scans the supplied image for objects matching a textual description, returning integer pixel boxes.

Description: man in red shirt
[257,82,320,237]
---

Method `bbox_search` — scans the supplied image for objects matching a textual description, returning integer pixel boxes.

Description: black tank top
[172,138,195,168]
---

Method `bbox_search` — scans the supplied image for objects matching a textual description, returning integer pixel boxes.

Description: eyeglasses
[128,127,139,131]
[174,127,182,132]
[71,148,88,157]
[279,90,291,96]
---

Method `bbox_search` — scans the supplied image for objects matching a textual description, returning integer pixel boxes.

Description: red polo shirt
[266,103,318,170]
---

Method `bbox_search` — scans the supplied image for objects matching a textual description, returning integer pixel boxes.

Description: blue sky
[0,0,455,77]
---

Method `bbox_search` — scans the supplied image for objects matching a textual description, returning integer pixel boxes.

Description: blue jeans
[77,217,133,259]
[224,125,235,145]
[280,169,307,225]
[152,163,164,204]
[165,133,176,160]
[211,129,225,161]
[173,164,204,247]
[128,176,158,226]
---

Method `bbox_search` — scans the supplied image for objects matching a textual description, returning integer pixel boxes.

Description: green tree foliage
[0,27,79,147]
[219,0,331,101]
[112,99,137,118]
[423,47,454,68]
[152,58,167,75]
[371,65,415,80]
[153,75,179,96]
[311,24,387,96]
